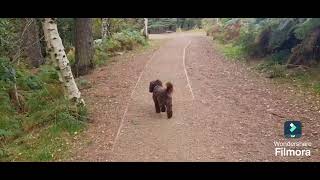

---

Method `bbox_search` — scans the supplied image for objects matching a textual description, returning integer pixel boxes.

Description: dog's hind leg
[153,96,160,113]
[161,105,166,112]
[166,101,173,119]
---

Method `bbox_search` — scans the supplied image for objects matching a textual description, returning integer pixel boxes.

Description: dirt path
[70,32,320,162]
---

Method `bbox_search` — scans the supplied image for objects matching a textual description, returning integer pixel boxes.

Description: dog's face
[149,80,162,92]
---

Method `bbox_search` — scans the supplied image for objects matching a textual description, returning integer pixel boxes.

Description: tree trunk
[74,18,94,77]
[42,19,63,83]
[21,18,44,68]
[42,18,84,105]
[144,18,148,38]
[101,18,110,39]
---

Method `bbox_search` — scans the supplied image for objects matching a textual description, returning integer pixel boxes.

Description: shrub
[234,24,259,55]
[93,29,146,66]
[294,18,320,40]
[268,49,291,65]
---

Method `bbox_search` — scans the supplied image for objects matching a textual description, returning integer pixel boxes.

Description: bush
[105,38,121,52]
[149,18,177,33]
[208,25,223,39]
[267,49,291,65]
[294,18,320,40]
[234,24,259,55]
[0,57,15,85]
[112,30,147,50]
[223,20,242,42]
[201,18,215,33]
[38,65,60,84]
[93,29,147,66]
[0,19,21,59]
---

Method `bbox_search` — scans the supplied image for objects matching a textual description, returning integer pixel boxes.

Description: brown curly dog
[149,80,173,119]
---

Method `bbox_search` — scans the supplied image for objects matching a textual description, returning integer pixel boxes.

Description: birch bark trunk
[42,18,84,105]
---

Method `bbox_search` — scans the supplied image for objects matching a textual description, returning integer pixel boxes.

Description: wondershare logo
[273,120,311,157]
[284,121,302,138]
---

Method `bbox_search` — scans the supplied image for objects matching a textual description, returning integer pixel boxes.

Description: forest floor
[68,31,320,161]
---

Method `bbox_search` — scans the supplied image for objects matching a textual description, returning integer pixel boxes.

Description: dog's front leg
[153,96,160,113]
[155,102,160,113]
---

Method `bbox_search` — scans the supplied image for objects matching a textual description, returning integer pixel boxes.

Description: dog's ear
[149,80,162,92]
[155,80,162,86]
[149,81,155,93]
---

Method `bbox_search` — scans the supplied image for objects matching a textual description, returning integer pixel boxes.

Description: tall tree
[143,18,148,38]
[42,19,63,83]
[42,18,84,105]
[21,18,44,68]
[101,18,110,39]
[74,18,94,77]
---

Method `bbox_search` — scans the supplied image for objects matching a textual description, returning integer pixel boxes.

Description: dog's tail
[166,82,173,94]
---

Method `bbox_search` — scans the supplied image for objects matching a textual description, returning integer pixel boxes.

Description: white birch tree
[101,18,110,39]
[144,18,148,38]
[42,18,84,105]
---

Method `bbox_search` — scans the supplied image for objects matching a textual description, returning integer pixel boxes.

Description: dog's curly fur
[149,80,173,119]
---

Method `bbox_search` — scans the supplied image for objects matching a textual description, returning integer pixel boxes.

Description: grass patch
[254,59,320,95]
[313,82,320,94]
[215,42,246,61]
[214,40,320,96]
[222,44,246,60]
[0,63,88,162]
[1,97,87,161]
[255,61,286,78]
[2,118,84,162]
